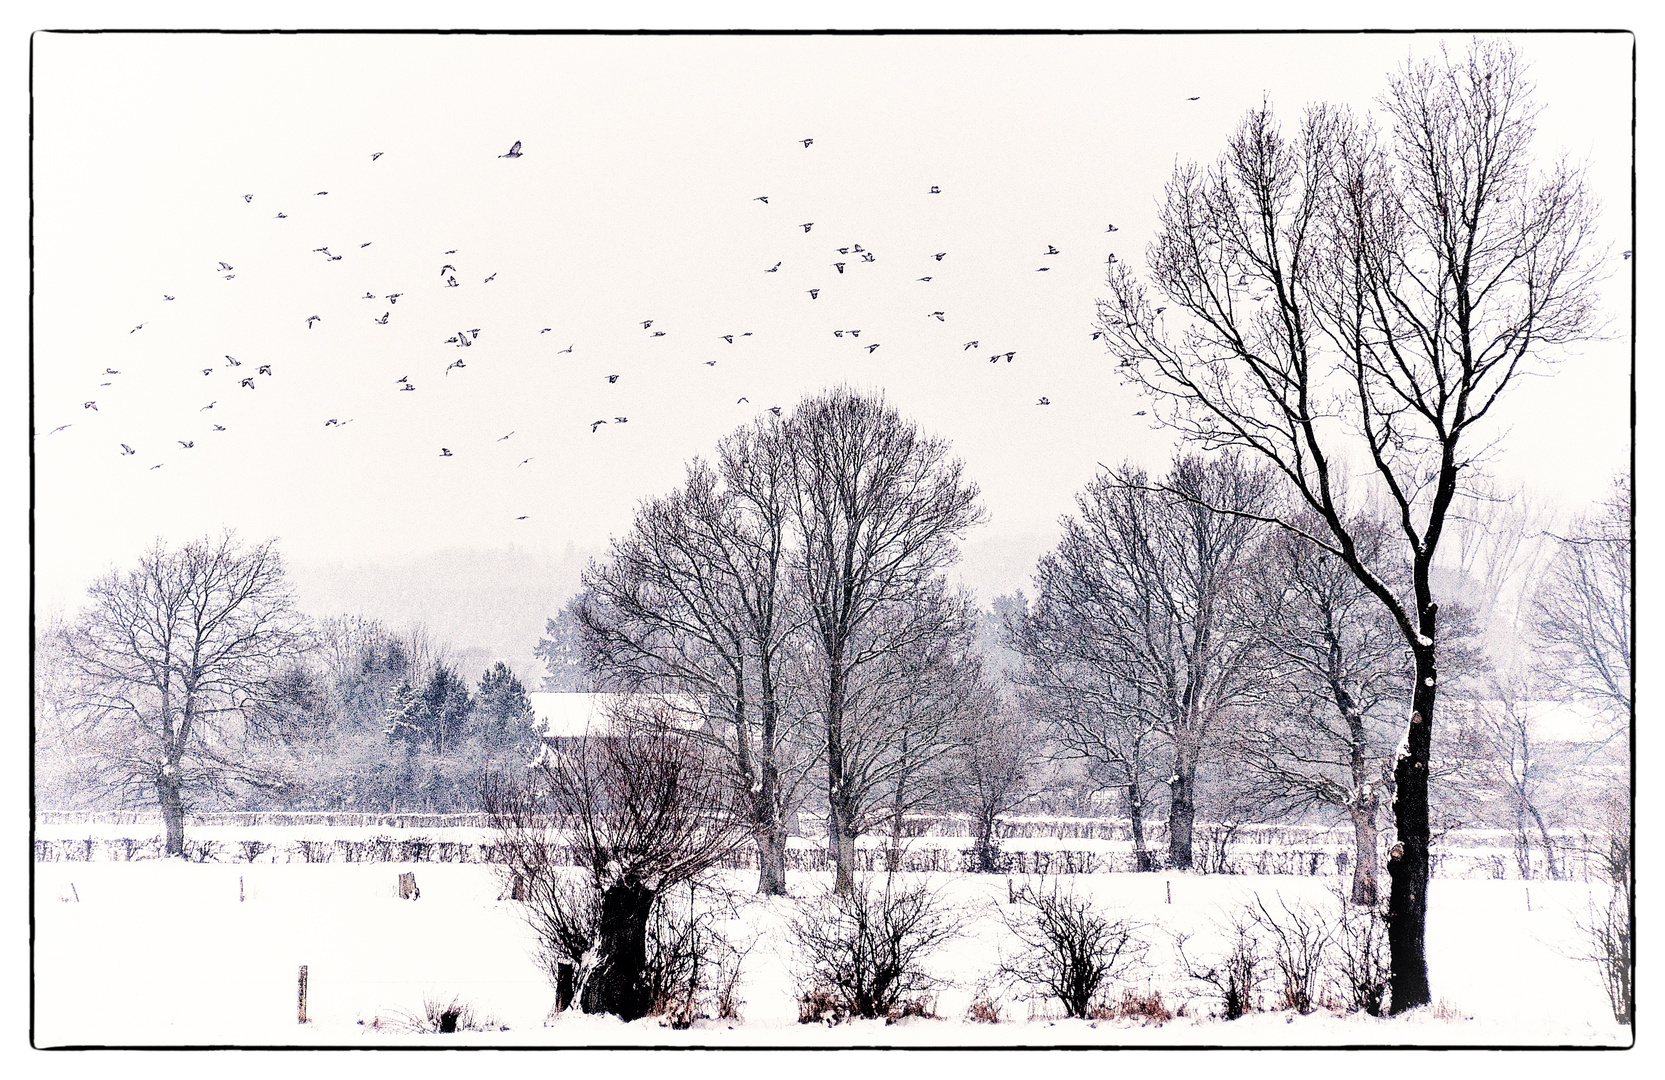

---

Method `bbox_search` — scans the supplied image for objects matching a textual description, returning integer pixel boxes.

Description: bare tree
[1464,682,1563,880]
[578,424,812,895]
[1095,40,1603,1010]
[60,533,312,854]
[782,388,984,892]
[1233,514,1410,904]
[947,688,1049,873]
[1533,475,1630,729]
[488,702,751,1021]
[1010,454,1273,870]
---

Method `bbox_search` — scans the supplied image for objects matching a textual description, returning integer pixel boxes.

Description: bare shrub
[1173,912,1262,1020]
[1329,891,1390,1016]
[238,839,268,863]
[643,887,753,1028]
[382,993,501,1034]
[999,880,1146,1018]
[1246,892,1335,1014]
[1575,791,1631,1025]
[789,876,957,1021]
[1107,987,1172,1024]
[965,981,1002,1023]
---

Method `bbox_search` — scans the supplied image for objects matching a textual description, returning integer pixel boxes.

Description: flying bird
[104,368,120,375]
[800,223,814,232]
[258,364,272,375]
[226,356,241,366]
[1134,410,1147,416]
[500,141,523,158]
[929,185,940,194]
[445,275,459,288]
[1623,250,1633,259]
[498,431,514,441]
[275,213,287,219]
[243,194,253,202]
[834,262,845,273]
[917,277,932,282]
[82,401,97,410]
[541,328,554,333]
[865,344,880,353]
[861,252,875,263]
[614,417,628,424]
[1107,224,1118,232]
[396,375,410,384]
[1186,96,1200,101]
[516,516,528,521]
[800,138,813,147]
[217,262,233,271]
[119,443,134,454]
[591,420,607,432]
[754,196,769,203]
[202,368,213,376]
[704,361,717,367]
[1037,267,1051,272]
[47,424,71,435]
[1038,397,1051,405]
[212,424,226,432]
[130,324,144,333]
[737,397,749,404]
[557,345,573,354]
[769,406,782,417]
[150,464,162,470]
[440,448,453,456]
[484,273,496,284]
[240,378,255,389]
[929,311,944,321]
[641,320,654,329]
[651,331,665,337]
[316,191,328,196]
[518,458,533,466]
[163,295,174,301]
[440,265,456,276]
[808,289,820,299]
[178,440,194,448]
[1046,245,1059,255]
[934,253,946,260]
[607,374,619,383]
[374,312,389,324]
[371,152,383,160]
[361,242,371,248]
[386,293,402,304]
[446,359,466,374]
[307,316,321,328]
[200,402,216,411]
[399,384,416,391]
[765,262,781,273]
[964,341,979,350]
[363,292,376,299]
[722,335,733,343]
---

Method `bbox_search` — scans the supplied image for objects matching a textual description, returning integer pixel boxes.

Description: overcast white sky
[29,30,1632,618]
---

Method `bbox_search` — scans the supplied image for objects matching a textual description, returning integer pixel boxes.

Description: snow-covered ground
[33,857,1627,1047]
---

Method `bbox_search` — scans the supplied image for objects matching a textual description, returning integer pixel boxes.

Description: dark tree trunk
[974,810,1000,873]
[158,771,186,857]
[1167,756,1196,871]
[1387,642,1436,1014]
[826,656,856,894]
[580,878,657,1021]
[1128,784,1153,872]
[755,683,789,896]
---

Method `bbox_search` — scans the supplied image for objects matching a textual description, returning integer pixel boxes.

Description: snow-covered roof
[526,692,703,739]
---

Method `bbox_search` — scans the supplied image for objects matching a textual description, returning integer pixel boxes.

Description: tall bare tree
[782,388,984,893]
[61,533,311,854]
[1095,40,1603,1009]
[1010,454,1273,870]
[578,423,811,895]
[947,687,1049,873]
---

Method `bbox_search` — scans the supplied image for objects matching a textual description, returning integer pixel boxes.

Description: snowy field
[33,856,1628,1047]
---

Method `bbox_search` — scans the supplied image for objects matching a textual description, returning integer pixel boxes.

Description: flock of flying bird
[49,127,1168,512]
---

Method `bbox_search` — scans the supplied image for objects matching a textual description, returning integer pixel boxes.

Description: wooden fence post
[298,965,309,1024]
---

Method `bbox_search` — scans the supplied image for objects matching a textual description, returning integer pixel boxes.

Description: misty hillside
[287,545,595,686]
